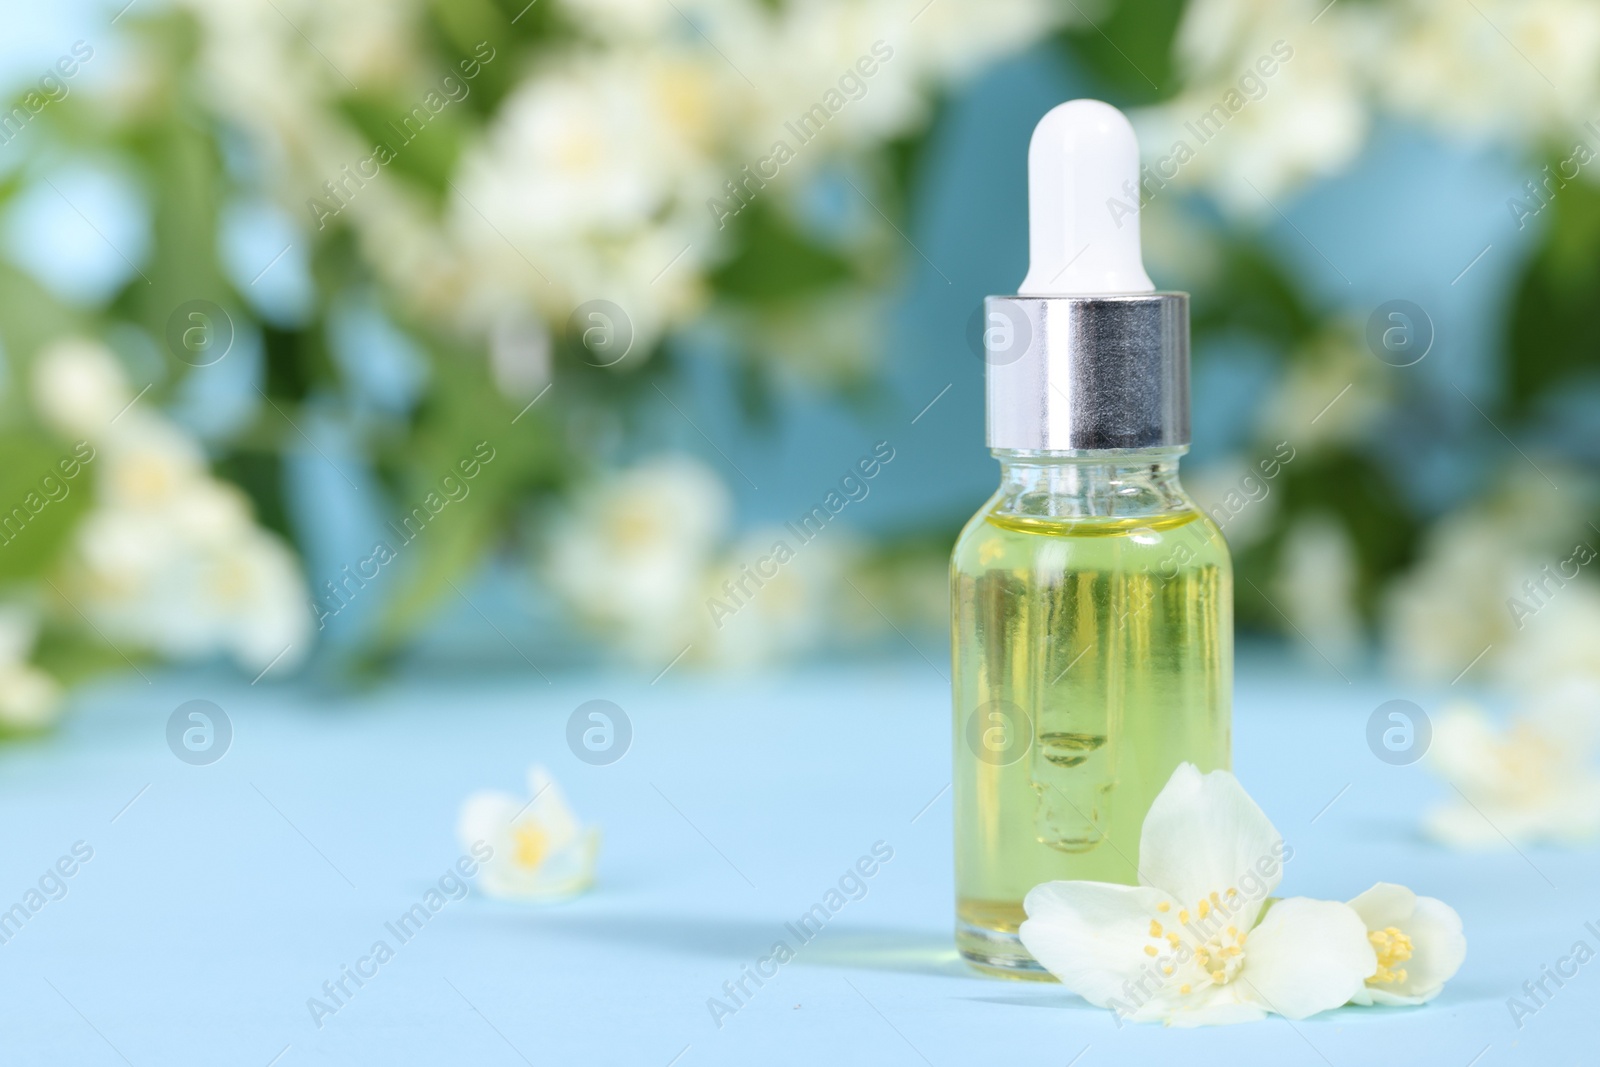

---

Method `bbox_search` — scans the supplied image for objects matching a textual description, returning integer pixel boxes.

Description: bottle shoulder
[952,489,1231,573]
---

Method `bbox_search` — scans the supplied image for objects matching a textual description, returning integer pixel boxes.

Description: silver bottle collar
[983,293,1189,452]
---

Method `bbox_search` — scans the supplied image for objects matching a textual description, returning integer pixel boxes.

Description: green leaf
[114,101,231,340]
[357,332,562,658]
[335,93,468,200]
[1235,447,1417,631]
[0,265,83,390]
[260,322,339,401]
[1504,170,1600,416]
[1191,235,1322,353]
[213,447,295,542]
[0,435,95,583]
[880,125,936,223]
[1057,0,1188,107]
[32,625,145,689]
[708,203,857,302]
[422,1,558,119]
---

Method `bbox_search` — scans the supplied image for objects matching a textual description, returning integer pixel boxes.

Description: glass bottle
[950,449,1231,975]
[948,98,1232,975]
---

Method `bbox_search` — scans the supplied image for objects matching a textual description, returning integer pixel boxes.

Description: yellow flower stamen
[1157,901,1171,913]
[1150,920,1163,937]
[1368,926,1414,985]
[1157,896,1253,993]
[1145,944,1158,957]
[512,824,548,869]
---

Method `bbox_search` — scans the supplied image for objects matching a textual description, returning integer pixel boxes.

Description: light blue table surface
[0,659,1584,1066]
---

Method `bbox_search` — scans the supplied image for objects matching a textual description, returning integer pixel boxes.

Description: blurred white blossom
[1384,477,1587,684]
[1421,560,1600,846]
[175,0,1070,361]
[1135,0,1600,209]
[31,338,133,436]
[34,341,311,675]
[0,606,62,733]
[1184,455,1281,550]
[1276,514,1363,670]
[458,52,720,236]
[698,526,851,668]
[546,455,731,664]
[1256,332,1385,451]
[457,764,599,901]
[1133,0,1368,210]
[722,292,887,387]
[1377,0,1600,146]
[486,311,553,404]
[1425,693,1600,847]
[1497,582,1600,694]
[1385,518,1523,684]
[556,0,745,42]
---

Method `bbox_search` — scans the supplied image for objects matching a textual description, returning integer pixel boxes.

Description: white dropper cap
[1017,99,1154,296]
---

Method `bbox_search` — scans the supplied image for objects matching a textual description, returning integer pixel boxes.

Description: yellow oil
[951,502,1231,976]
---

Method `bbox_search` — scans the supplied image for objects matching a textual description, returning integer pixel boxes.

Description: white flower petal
[1390,895,1467,999]
[546,455,731,662]
[1347,883,1466,1006]
[1240,897,1376,1020]
[0,663,62,731]
[1424,700,1600,846]
[32,338,131,436]
[457,789,522,851]
[1019,880,1170,1008]
[1346,881,1415,929]
[0,605,41,667]
[1137,763,1283,915]
[519,827,601,897]
[523,765,580,850]
[458,768,599,901]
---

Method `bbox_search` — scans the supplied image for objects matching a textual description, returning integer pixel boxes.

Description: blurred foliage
[0,0,1593,693]
[1189,238,1322,350]
[1506,167,1600,419]
[0,433,94,584]
[708,203,858,302]
[0,9,557,676]
[1056,0,1187,107]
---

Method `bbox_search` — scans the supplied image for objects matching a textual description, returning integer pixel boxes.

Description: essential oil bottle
[951,100,1232,976]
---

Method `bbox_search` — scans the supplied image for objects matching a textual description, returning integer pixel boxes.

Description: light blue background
[0,663,1579,1064]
